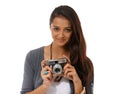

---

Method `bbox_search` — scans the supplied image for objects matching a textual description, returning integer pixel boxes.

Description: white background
[0,0,120,94]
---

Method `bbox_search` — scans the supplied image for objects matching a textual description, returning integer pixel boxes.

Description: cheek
[51,31,57,39]
[50,29,54,37]
[67,33,72,40]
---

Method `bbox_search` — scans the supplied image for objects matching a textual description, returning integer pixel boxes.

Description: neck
[50,42,69,59]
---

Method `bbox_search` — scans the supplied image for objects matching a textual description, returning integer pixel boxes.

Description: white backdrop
[0,0,120,94]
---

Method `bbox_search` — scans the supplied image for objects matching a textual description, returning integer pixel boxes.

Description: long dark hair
[50,5,93,86]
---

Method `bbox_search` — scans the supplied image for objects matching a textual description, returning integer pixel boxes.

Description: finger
[65,71,73,80]
[62,55,71,63]
[41,60,47,68]
[43,66,52,72]
[41,70,52,78]
[64,68,74,76]
[44,71,53,81]
[54,75,63,82]
[43,70,49,75]
[41,67,51,76]
[64,63,74,70]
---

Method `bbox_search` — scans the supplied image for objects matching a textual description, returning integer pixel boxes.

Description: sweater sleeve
[85,57,94,94]
[86,78,94,94]
[21,51,35,94]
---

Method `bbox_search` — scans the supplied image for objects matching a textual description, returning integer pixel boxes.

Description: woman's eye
[53,27,59,31]
[65,28,72,32]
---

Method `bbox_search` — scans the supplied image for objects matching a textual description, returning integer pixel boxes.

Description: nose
[59,31,64,38]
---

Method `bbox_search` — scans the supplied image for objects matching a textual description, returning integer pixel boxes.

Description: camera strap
[50,42,63,82]
[50,42,53,59]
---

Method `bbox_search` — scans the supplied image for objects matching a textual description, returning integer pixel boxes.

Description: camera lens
[55,68,60,73]
[53,64,62,74]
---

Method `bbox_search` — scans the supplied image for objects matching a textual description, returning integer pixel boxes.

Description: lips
[57,38,65,42]
[57,38,66,43]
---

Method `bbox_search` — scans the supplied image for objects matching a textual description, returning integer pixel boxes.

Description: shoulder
[44,45,51,59]
[27,47,44,58]
[24,47,44,70]
[25,46,44,64]
[29,46,44,55]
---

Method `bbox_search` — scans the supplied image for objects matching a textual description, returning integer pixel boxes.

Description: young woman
[21,5,94,94]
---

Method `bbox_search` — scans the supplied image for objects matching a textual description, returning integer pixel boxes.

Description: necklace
[50,42,53,59]
[50,42,63,82]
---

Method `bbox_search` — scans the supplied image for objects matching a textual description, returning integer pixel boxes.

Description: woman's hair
[50,5,93,86]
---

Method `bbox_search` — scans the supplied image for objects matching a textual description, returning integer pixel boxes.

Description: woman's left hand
[63,63,80,83]
[63,55,80,83]
[63,56,83,93]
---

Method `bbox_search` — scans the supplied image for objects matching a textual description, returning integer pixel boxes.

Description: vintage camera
[46,58,67,75]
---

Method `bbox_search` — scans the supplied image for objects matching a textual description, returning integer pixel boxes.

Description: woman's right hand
[41,60,53,88]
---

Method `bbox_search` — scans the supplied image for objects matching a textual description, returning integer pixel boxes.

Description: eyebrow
[51,25,71,28]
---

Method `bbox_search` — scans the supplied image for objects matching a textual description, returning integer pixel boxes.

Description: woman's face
[50,16,72,47]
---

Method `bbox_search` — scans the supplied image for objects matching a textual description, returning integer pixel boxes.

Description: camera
[46,58,67,75]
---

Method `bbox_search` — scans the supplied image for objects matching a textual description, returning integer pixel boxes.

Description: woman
[21,5,94,94]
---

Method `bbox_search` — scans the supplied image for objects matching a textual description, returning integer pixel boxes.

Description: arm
[21,51,53,94]
[85,79,94,94]
[73,78,93,94]
[64,63,83,94]
[85,57,94,94]
[26,60,53,94]
[73,77,84,94]
[21,51,34,94]
[26,84,48,94]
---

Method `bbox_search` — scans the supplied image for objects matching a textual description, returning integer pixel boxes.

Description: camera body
[46,58,67,75]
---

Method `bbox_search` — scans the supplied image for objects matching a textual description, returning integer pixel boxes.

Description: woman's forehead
[51,17,71,27]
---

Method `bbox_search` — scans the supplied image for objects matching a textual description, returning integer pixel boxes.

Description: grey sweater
[21,47,93,94]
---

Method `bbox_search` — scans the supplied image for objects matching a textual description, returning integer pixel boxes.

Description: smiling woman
[50,16,72,47]
[21,5,94,94]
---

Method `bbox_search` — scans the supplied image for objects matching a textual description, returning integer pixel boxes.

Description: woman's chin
[56,42,67,47]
